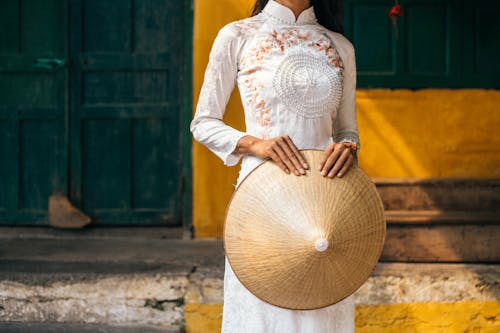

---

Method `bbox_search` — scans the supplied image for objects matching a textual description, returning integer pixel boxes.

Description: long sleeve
[190,24,248,166]
[331,35,361,156]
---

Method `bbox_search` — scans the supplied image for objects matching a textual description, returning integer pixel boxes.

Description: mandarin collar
[262,0,317,25]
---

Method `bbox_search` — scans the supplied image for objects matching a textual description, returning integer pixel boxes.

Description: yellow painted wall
[357,89,500,178]
[192,0,255,237]
[192,1,500,237]
[185,301,500,333]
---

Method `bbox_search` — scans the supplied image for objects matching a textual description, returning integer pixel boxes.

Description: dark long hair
[252,0,344,34]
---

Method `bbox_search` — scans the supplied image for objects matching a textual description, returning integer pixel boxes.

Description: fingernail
[303,163,309,169]
[337,172,343,177]
[321,170,326,176]
[285,169,290,174]
[317,164,322,170]
[299,168,305,174]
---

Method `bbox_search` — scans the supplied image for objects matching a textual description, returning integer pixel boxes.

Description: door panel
[0,0,190,226]
[0,0,67,224]
[351,4,395,74]
[70,0,187,225]
[344,0,459,88]
[83,0,132,53]
[345,0,498,88]
[406,3,448,75]
[463,1,500,85]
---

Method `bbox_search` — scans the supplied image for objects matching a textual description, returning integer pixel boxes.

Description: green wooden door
[69,0,191,226]
[0,0,192,227]
[0,0,68,224]
[344,0,500,88]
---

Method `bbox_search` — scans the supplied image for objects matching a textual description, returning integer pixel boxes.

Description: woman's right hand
[235,135,308,175]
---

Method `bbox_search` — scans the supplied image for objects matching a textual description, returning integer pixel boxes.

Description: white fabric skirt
[221,256,355,333]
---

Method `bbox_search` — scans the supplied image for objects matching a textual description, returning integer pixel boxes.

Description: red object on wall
[389,0,404,39]
[389,4,404,19]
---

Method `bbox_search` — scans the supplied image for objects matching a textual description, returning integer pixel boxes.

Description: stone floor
[0,228,498,330]
[0,322,179,333]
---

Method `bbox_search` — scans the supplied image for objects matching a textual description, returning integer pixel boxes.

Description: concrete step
[375,177,500,211]
[0,236,498,328]
[385,209,499,224]
[0,237,224,327]
[0,322,180,333]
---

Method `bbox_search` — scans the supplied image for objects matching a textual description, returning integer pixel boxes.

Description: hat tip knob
[314,238,329,252]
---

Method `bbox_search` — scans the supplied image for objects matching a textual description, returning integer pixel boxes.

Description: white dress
[190,1,360,332]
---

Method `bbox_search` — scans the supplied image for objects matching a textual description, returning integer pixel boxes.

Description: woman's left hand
[317,142,357,178]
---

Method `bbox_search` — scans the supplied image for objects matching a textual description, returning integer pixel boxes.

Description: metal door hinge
[33,57,66,70]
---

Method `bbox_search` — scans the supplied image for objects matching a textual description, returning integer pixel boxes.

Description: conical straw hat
[224,149,386,310]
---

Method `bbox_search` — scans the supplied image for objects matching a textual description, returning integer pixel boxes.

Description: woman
[190,0,360,331]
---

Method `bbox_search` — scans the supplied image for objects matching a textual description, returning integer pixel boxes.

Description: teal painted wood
[0,0,68,224]
[343,0,499,88]
[180,0,194,237]
[69,0,190,225]
[0,0,192,227]
[461,1,500,86]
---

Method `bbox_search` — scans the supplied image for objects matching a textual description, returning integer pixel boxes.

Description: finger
[278,137,305,174]
[318,143,335,170]
[321,144,343,176]
[337,154,354,177]
[269,150,289,174]
[273,144,299,175]
[284,136,308,170]
[328,149,352,178]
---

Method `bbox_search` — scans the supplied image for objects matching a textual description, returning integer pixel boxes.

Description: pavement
[0,229,222,330]
[0,228,498,331]
[0,322,179,333]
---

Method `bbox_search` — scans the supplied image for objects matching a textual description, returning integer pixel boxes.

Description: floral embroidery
[239,28,345,129]
[243,74,273,139]
[241,29,344,72]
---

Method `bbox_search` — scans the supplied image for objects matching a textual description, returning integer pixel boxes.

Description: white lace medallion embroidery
[273,51,343,119]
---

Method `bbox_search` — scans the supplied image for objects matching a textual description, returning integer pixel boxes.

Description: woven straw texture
[224,150,386,310]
